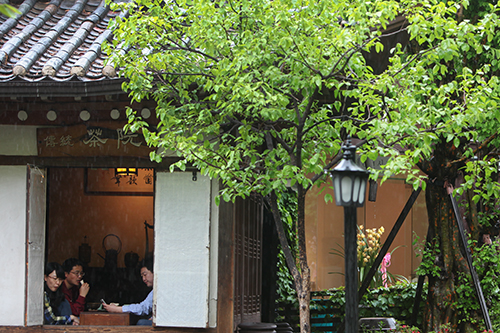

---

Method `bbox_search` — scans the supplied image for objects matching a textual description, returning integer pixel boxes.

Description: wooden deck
[0,326,215,333]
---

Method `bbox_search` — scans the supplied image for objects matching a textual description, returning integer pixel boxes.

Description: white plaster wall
[0,125,38,155]
[154,171,212,328]
[0,166,27,325]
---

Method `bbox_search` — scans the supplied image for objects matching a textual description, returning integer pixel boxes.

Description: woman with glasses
[44,262,79,325]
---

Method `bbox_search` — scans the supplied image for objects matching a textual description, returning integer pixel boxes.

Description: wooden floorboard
[0,326,216,333]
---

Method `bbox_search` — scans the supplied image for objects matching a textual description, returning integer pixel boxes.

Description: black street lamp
[328,138,369,333]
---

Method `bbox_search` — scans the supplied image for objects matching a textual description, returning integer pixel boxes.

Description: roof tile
[0,0,124,84]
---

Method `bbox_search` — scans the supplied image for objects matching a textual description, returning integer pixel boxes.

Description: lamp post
[328,138,369,333]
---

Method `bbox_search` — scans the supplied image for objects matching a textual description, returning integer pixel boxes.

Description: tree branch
[160,40,220,63]
[446,132,499,167]
[306,139,368,192]
[266,192,301,287]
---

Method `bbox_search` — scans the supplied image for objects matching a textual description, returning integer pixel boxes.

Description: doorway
[45,167,155,310]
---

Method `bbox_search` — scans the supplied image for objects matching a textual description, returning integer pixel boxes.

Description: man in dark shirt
[61,258,90,316]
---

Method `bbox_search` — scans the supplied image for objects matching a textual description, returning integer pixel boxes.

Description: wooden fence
[276,298,344,333]
[275,288,424,333]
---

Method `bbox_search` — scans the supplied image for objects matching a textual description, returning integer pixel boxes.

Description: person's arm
[119,290,153,316]
[44,293,72,325]
[103,303,123,313]
[69,284,89,316]
[62,284,84,316]
[71,294,86,316]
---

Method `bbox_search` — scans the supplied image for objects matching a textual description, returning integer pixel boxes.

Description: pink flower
[380,253,392,287]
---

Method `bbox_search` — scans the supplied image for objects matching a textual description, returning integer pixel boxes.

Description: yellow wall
[46,168,154,268]
[305,177,428,291]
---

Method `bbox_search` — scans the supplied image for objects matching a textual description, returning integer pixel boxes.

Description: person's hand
[70,315,79,325]
[103,303,123,313]
[79,282,90,297]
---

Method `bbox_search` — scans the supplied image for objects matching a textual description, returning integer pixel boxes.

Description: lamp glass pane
[333,176,341,205]
[352,176,360,205]
[358,179,367,205]
[341,176,352,203]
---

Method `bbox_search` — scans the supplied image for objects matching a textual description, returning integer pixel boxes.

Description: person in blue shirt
[103,256,153,326]
[44,262,79,325]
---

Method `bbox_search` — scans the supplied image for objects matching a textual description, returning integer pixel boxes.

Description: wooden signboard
[37,122,153,158]
[85,167,154,196]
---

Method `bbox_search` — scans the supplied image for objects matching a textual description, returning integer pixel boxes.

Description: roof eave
[0,77,127,98]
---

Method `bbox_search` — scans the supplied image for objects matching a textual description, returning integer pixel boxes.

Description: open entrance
[21,166,215,328]
[45,167,155,324]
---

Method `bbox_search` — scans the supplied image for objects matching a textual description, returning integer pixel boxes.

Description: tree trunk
[297,267,311,333]
[268,190,312,333]
[417,137,487,332]
[296,184,311,333]
[423,180,476,332]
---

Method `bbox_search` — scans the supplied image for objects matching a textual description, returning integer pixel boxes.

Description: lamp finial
[342,136,357,161]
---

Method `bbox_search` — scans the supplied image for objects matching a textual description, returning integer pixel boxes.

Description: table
[80,311,130,326]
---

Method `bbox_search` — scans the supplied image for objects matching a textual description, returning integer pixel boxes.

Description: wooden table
[80,312,130,326]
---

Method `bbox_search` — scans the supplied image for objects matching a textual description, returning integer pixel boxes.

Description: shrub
[275,281,427,329]
[455,238,500,332]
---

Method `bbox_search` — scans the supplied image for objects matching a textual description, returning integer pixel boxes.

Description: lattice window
[234,195,263,328]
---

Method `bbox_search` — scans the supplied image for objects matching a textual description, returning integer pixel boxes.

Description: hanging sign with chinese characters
[85,168,154,196]
[37,122,153,157]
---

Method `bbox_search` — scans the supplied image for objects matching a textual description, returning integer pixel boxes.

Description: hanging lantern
[328,138,369,207]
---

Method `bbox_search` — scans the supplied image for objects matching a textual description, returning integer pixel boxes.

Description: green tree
[105,0,500,332]
[0,4,20,18]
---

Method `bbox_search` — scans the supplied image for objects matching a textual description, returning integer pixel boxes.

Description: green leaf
[0,4,20,18]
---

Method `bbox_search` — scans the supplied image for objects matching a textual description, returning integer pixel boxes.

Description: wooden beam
[0,78,127,98]
[0,155,180,170]
[410,225,431,327]
[0,326,215,333]
[217,198,235,333]
[448,184,492,331]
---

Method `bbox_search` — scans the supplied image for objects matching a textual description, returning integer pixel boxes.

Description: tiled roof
[0,0,126,95]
